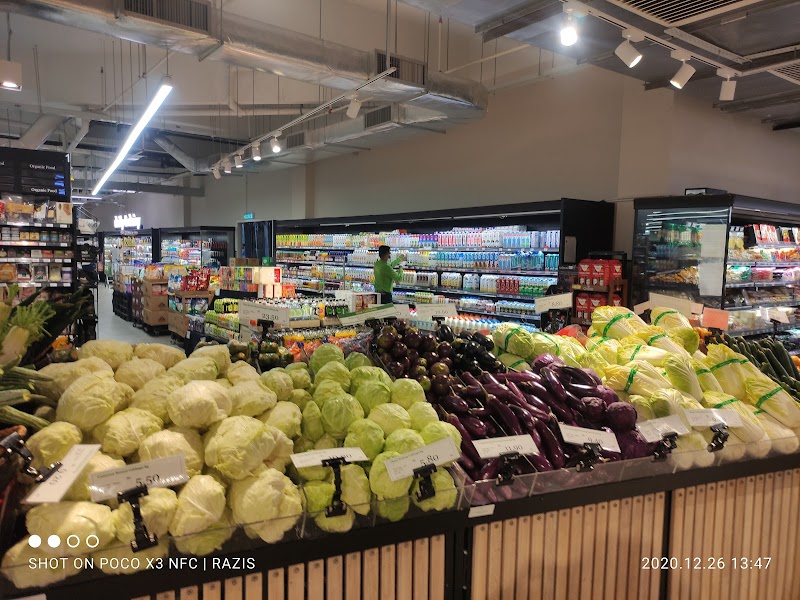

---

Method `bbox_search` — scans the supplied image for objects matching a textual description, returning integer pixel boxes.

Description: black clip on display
[118,484,159,552]
[652,432,679,462]
[567,443,602,472]
[707,423,729,452]
[496,451,521,486]
[322,457,350,517]
[257,319,275,339]
[0,431,60,483]
[413,464,437,501]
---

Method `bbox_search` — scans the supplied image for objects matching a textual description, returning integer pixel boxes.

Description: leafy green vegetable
[93,407,163,457]
[309,343,345,374]
[368,403,411,435]
[204,416,278,480]
[384,428,425,454]
[390,379,425,410]
[344,419,384,461]
[321,393,364,439]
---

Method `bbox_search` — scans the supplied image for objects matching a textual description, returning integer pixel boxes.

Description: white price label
[414,303,458,319]
[383,437,461,482]
[684,408,743,429]
[290,447,368,469]
[25,444,100,505]
[468,504,496,518]
[535,293,573,314]
[256,305,291,328]
[648,293,704,317]
[473,435,539,460]
[768,308,791,324]
[89,455,189,502]
[558,423,621,453]
[636,416,691,444]
[394,304,411,319]
[338,304,400,326]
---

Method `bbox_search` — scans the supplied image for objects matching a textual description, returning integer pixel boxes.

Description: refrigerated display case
[159,226,234,267]
[239,219,273,262]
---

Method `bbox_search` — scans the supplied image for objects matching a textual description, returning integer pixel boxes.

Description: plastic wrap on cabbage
[584,337,621,364]
[228,468,303,543]
[752,409,800,454]
[227,361,261,385]
[168,356,219,383]
[492,323,535,358]
[705,344,747,400]
[139,427,204,476]
[634,326,689,357]
[191,344,232,375]
[591,306,647,339]
[692,359,723,393]
[56,371,123,432]
[701,391,767,443]
[173,509,235,556]
[604,362,670,398]
[114,357,166,391]
[744,378,800,428]
[664,353,703,401]
[93,408,163,457]
[134,342,186,369]
[1,536,81,589]
[169,475,226,537]
[650,307,691,330]
[628,395,655,421]
[617,344,669,367]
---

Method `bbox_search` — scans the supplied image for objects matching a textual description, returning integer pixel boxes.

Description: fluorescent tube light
[92,77,173,195]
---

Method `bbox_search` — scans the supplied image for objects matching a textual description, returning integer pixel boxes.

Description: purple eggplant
[582,369,603,386]
[478,458,500,481]
[506,381,528,404]
[540,367,567,402]
[480,372,502,387]
[469,407,492,418]
[528,452,554,472]
[458,455,475,473]
[560,366,599,387]
[461,415,490,438]
[537,389,574,423]
[520,391,551,414]
[447,413,482,465]
[463,396,483,409]
[564,381,599,398]
[509,405,543,450]
[460,372,481,388]
[535,417,566,469]
[487,395,524,436]
[496,371,541,384]
[485,422,497,437]
[464,385,487,399]
[532,353,564,373]
[440,394,470,415]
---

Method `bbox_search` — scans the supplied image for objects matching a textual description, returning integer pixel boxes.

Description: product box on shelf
[143,308,168,326]
[142,280,168,296]
[143,295,169,311]
[168,310,189,337]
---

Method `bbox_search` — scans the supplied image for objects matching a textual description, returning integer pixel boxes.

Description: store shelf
[726,300,800,311]
[725,281,793,289]
[457,308,541,321]
[648,282,698,290]
[276,245,560,253]
[3,221,71,229]
[728,323,795,337]
[572,284,623,292]
[0,241,70,247]
[277,259,347,266]
[395,284,545,302]
[408,266,558,277]
[0,257,71,263]
[0,282,73,288]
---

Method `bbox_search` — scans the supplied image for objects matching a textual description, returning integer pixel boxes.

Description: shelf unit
[273,199,614,320]
[159,226,234,267]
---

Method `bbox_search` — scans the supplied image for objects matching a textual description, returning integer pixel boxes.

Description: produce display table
[9,452,800,600]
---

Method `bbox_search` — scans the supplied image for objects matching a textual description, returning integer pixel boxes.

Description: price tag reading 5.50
[89,455,189,502]
[473,435,539,460]
[383,437,460,482]
[558,423,621,454]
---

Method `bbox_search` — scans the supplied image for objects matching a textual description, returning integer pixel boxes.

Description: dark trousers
[379,292,393,305]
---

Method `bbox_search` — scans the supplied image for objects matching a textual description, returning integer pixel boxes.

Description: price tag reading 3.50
[558,423,621,454]
[383,437,460,482]
[473,435,539,460]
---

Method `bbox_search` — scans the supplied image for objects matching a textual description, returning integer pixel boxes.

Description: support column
[290,164,315,220]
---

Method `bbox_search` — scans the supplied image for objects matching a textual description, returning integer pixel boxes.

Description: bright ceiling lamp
[270,137,282,154]
[92,77,173,195]
[234,153,244,168]
[223,160,232,174]
[615,29,644,68]
[211,166,221,180]
[346,97,362,119]
[718,68,737,101]
[560,1,585,47]
[0,59,21,91]
[669,50,695,90]
[251,143,261,162]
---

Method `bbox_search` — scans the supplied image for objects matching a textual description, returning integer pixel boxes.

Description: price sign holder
[0,430,60,483]
[322,457,349,517]
[118,483,159,552]
[413,464,437,501]
[565,443,602,472]
[496,452,521,486]
[652,432,679,462]
[707,423,729,452]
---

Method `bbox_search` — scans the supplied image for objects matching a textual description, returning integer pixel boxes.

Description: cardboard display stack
[168,288,214,338]
[141,278,169,327]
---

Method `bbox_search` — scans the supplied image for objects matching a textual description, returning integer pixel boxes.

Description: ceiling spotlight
[615,29,644,68]
[718,68,737,101]
[560,15,578,47]
[270,137,282,154]
[346,98,362,119]
[211,167,221,180]
[223,160,232,174]
[669,50,695,90]
[0,60,22,91]
[252,143,262,162]
[234,153,244,168]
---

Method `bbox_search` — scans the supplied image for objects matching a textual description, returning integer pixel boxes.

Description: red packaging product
[607,260,623,283]
[590,294,607,314]
[591,260,609,287]
[612,293,622,307]
[578,260,593,285]
[575,293,590,321]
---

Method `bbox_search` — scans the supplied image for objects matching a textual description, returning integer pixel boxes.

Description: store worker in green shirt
[374,245,404,304]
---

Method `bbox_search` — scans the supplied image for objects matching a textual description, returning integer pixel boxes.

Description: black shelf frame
[159,226,235,267]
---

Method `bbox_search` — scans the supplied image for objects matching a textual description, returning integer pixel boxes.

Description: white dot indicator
[47,534,61,548]
[66,534,80,549]
[85,535,100,549]
[28,535,41,548]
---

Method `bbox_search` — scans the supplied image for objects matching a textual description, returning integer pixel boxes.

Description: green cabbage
[261,369,294,402]
[341,464,372,516]
[204,416,278,480]
[634,325,689,356]
[27,501,115,556]
[113,487,178,542]
[286,362,308,372]
[313,380,346,408]
[650,307,691,330]
[321,393,364,439]
[93,408,163,457]
[344,419,384,461]
[27,421,82,469]
[258,401,302,439]
[705,345,747,400]
[138,427,205,476]
[288,368,312,390]
[384,428,425,454]
[169,475,226,536]
[492,323,535,358]
[167,356,219,383]
[315,508,355,533]
[617,344,669,367]
[77,339,134,370]
[349,366,393,395]
[667,327,700,354]
[376,496,409,522]
[130,375,185,424]
[497,352,531,372]
[192,344,232,375]
[264,426,294,472]
[345,352,373,370]
[578,351,611,378]
[369,451,412,498]
[701,391,766,443]
[36,358,112,400]
[289,388,314,411]
[56,371,121,431]
[390,379,425,410]
[664,353,703,400]
[315,361,352,393]
[304,480,336,513]
[355,380,391,415]
[228,380,278,417]
[408,402,439,432]
[419,421,462,450]
[412,469,457,512]
[168,380,232,430]
[134,342,186,368]
[228,468,303,543]
[302,400,325,442]
[173,508,235,556]
[64,452,125,501]
[309,343,345,373]
[227,360,261,385]
[114,357,166,391]
[584,337,621,364]
[604,362,670,398]
[368,403,411,435]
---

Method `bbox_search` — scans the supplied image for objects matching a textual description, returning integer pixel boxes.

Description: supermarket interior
[2,1,800,599]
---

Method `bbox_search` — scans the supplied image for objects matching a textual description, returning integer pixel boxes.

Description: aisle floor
[96,284,165,344]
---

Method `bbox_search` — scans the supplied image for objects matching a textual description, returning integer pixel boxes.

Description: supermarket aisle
[96,284,158,344]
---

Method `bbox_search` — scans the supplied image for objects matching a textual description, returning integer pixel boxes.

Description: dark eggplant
[437,324,455,342]
[463,396,483,409]
[564,381,600,398]
[472,332,495,351]
[480,372,502,387]
[478,458,500,481]
[464,385,487,400]
[458,455,475,473]
[528,452,554,472]
[506,381,527,404]
[521,392,550,415]
[478,351,498,368]
[535,388,574,424]
[534,418,566,469]
[440,394,470,415]
[532,353,565,373]
[497,372,541,384]
[460,371,481,388]
[469,407,492,418]
[446,413,482,464]
[508,405,543,450]
[487,394,524,436]
[559,366,599,387]
[461,415,490,438]
[540,366,567,402]
[485,422,497,437]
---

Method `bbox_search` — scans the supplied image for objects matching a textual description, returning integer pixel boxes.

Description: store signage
[290,447,368,469]
[243,212,254,220]
[89,455,189,502]
[684,408,743,429]
[702,308,730,330]
[338,304,400,326]
[648,293,703,318]
[535,292,573,314]
[558,423,621,453]
[25,444,100,504]
[383,437,460,482]
[473,435,539,460]
[636,416,690,444]
[113,214,141,229]
[414,303,458,319]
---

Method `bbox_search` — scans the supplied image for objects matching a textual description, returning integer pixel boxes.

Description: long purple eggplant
[440,395,470,415]
[485,422,497,437]
[528,452,554,472]
[463,396,483,409]
[469,407,492,418]
[446,413,482,465]
[534,418,566,469]
[559,366,599,387]
[536,389,574,423]
[509,405,543,450]
[458,455,475,473]
[540,366,567,402]
[564,381,599,398]
[461,415,490,438]
[520,392,551,415]
[506,381,528,404]
[487,395,524,435]
[460,372,481,388]
[480,372,502,387]
[496,371,541,384]
[464,385,487,400]
[478,458,499,480]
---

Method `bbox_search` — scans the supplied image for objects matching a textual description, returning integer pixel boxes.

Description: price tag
[768,308,791,324]
[633,301,652,315]
[534,293,573,314]
[648,293,703,317]
[702,308,730,330]
[394,304,411,319]
[290,447,368,469]
[558,423,621,453]
[473,435,539,459]
[684,408,743,429]
[25,444,100,505]
[636,416,691,444]
[338,304,400,326]
[468,504,496,518]
[383,437,461,482]
[89,455,189,502]
[414,303,458,319]
[258,304,291,328]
